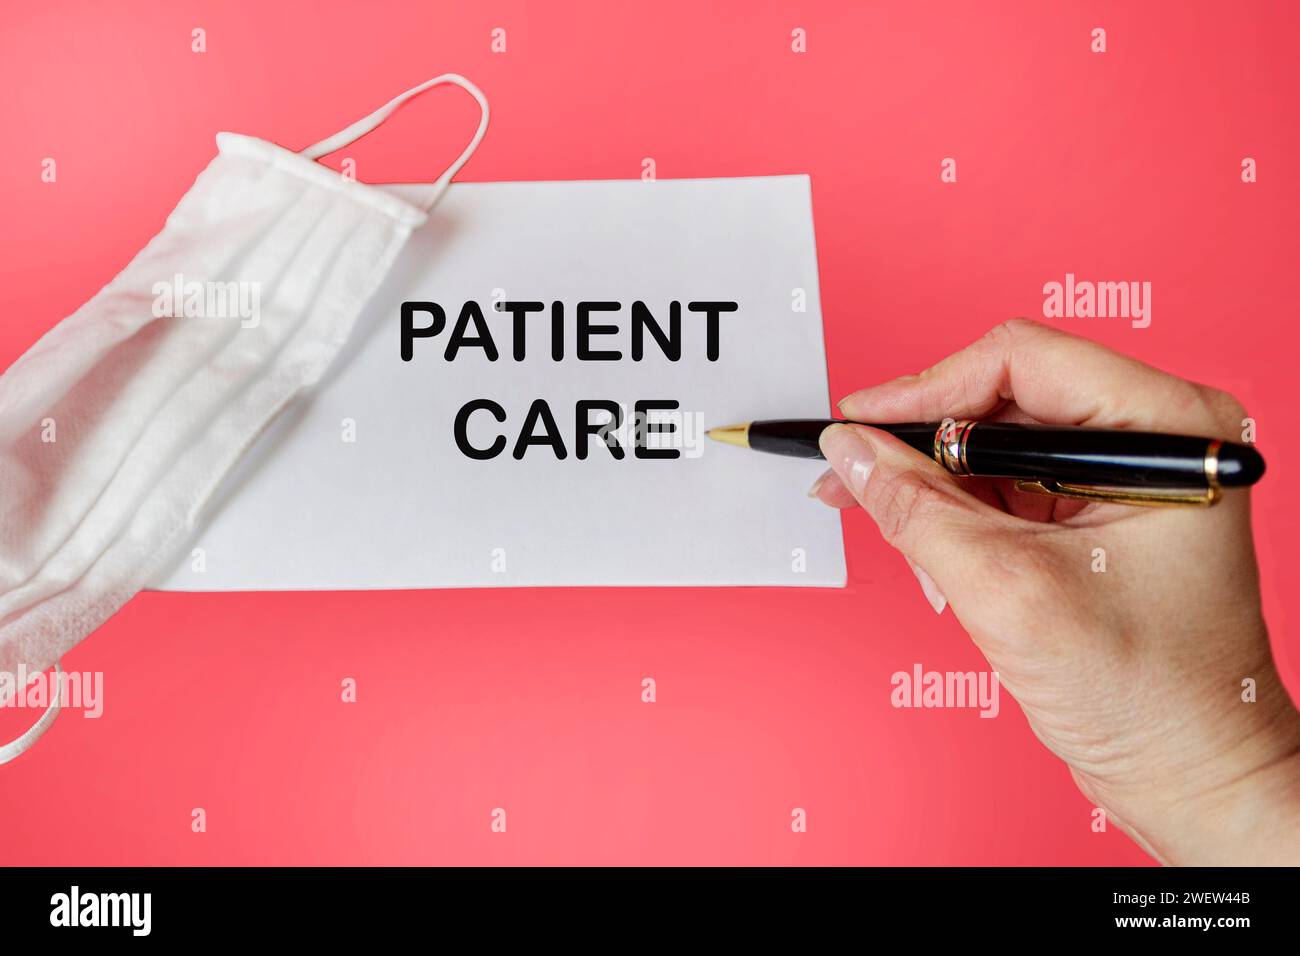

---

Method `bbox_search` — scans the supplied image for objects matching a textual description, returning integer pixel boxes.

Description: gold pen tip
[706,423,751,448]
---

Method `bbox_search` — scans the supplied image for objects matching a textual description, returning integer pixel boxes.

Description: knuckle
[979,318,1053,365]
[985,319,1021,347]
[870,472,951,546]
[1177,382,1247,435]
[989,317,1039,343]
[993,539,1058,591]
[1203,387,1248,431]
[984,534,1076,615]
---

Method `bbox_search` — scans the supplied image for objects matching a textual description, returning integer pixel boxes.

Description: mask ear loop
[300,73,489,211]
[0,661,62,766]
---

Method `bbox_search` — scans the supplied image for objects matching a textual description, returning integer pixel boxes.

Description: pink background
[1,0,1296,865]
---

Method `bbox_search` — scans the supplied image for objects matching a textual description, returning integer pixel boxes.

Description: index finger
[837,319,1241,436]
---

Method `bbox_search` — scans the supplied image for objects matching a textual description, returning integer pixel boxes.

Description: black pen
[705,419,1265,507]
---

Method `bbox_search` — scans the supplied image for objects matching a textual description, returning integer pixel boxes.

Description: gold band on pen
[933,419,977,477]
[958,420,975,475]
[1205,439,1222,492]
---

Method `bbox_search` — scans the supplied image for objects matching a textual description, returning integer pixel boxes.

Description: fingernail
[905,557,947,615]
[819,424,876,497]
[807,468,835,498]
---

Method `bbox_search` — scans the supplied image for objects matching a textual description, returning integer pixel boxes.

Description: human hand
[812,319,1300,865]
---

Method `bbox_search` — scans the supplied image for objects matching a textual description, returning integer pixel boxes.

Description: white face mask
[0,74,489,763]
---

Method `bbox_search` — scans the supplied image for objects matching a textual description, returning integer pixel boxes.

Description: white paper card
[152,175,846,589]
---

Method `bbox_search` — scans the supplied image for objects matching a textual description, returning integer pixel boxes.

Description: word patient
[400,299,738,461]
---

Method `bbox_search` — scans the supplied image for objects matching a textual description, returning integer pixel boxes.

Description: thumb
[818,423,1008,615]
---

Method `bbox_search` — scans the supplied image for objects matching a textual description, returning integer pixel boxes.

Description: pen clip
[1013,480,1223,508]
